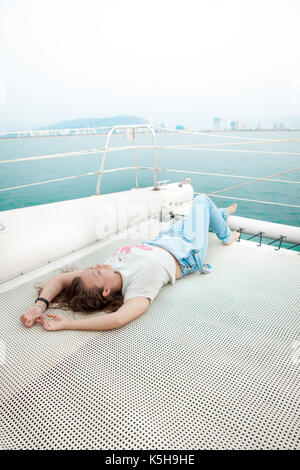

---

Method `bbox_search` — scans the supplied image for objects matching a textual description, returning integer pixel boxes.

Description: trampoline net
[0,236,299,450]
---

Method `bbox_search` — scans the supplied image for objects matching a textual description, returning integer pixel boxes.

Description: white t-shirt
[104,244,176,303]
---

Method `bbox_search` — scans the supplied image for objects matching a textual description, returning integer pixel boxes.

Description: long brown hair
[35,267,123,314]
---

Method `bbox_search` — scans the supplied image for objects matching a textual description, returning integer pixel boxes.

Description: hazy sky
[0,0,299,130]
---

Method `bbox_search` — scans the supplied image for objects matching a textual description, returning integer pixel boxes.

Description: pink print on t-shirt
[119,245,153,254]
[112,244,153,261]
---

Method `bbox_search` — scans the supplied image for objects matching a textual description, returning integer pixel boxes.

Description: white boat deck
[0,227,299,450]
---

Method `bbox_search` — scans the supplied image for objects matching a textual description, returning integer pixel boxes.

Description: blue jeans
[144,194,232,277]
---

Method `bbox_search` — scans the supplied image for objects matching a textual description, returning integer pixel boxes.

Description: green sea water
[0,130,299,249]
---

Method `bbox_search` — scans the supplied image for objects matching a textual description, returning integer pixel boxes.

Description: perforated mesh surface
[0,236,299,450]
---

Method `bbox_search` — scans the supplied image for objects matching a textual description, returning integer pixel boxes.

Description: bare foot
[226,203,238,215]
[223,230,241,246]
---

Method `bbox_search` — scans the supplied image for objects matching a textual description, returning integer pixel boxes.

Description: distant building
[278,123,289,130]
[213,117,221,131]
[5,133,17,138]
[176,125,185,130]
[256,121,262,130]
[225,120,231,130]
[224,120,248,131]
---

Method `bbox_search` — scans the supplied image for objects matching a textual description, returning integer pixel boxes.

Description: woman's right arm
[20,271,81,328]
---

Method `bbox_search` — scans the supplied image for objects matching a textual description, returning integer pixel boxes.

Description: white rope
[200,193,300,209]
[159,166,300,205]
[156,167,300,184]
[161,146,300,156]
[0,172,99,192]
[207,168,300,196]
[1,166,299,193]
[1,165,298,193]
[1,144,300,165]
[164,139,300,147]
[0,148,106,164]
[0,167,141,192]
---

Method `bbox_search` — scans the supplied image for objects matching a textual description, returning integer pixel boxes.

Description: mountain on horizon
[38,115,149,130]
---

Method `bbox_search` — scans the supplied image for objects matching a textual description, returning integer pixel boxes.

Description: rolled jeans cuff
[221,232,232,244]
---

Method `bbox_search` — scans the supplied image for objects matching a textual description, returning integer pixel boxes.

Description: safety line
[0,167,141,192]
[1,166,299,193]
[206,168,300,196]
[198,193,300,209]
[156,167,300,184]
[1,144,300,165]
[164,139,300,147]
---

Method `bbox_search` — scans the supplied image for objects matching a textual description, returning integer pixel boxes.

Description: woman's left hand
[38,313,71,331]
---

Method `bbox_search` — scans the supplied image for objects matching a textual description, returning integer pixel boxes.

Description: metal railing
[0,125,299,210]
[1,124,300,251]
[95,124,158,194]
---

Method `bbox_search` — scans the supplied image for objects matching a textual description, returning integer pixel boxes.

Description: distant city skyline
[1,0,300,132]
[0,114,297,139]
[211,117,292,131]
